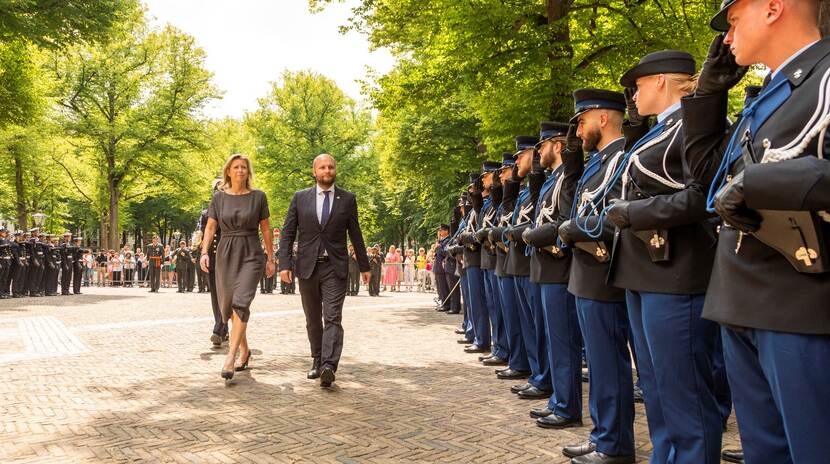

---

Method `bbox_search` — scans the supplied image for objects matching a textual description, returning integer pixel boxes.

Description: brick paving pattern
[0,288,741,463]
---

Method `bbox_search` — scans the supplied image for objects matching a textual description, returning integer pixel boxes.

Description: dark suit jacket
[279,185,370,280]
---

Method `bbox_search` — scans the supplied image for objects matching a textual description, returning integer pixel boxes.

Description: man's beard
[581,127,601,152]
[316,173,336,188]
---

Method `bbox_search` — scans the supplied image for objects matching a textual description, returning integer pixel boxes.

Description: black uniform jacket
[565,137,627,302]
[494,177,520,277]
[682,37,830,334]
[434,236,449,275]
[525,151,582,284]
[461,192,483,269]
[607,109,717,295]
[477,187,501,271]
[505,172,546,277]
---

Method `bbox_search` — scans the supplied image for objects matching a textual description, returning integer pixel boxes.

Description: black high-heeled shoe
[235,351,252,372]
[221,369,234,380]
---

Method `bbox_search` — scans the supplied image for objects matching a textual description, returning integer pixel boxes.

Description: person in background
[110,250,122,286]
[123,252,135,287]
[415,248,427,291]
[403,249,416,291]
[368,246,383,296]
[383,245,400,292]
[95,251,107,287]
[134,247,145,287]
[83,249,94,287]
[347,244,360,296]
[163,245,174,288]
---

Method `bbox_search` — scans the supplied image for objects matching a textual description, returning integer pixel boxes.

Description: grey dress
[207,189,269,323]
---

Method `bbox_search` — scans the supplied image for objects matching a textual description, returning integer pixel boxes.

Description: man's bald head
[313,153,337,188]
[313,153,337,169]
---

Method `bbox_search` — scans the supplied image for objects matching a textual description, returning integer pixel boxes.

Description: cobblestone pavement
[0,287,740,463]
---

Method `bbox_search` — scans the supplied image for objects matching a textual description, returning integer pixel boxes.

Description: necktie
[321,190,331,226]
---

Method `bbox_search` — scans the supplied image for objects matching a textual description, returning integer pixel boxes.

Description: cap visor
[710,9,730,32]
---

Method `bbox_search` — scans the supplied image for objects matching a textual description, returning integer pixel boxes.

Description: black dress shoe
[454,328,466,334]
[537,414,583,429]
[633,384,644,403]
[482,356,508,366]
[478,353,493,362]
[320,367,335,388]
[464,344,489,353]
[517,386,552,399]
[721,449,744,463]
[447,310,460,314]
[511,382,532,394]
[571,451,635,464]
[307,358,321,379]
[210,334,222,347]
[562,441,596,458]
[496,369,531,380]
[530,407,553,418]
[457,338,472,344]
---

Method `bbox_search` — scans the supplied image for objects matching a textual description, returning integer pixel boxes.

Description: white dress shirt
[315,183,335,224]
[315,183,335,256]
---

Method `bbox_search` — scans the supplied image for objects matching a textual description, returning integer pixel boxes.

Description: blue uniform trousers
[722,327,830,464]
[498,276,529,372]
[575,296,634,457]
[464,266,490,348]
[513,276,549,390]
[434,271,449,310]
[540,283,582,418]
[459,272,473,341]
[712,333,732,427]
[626,291,722,464]
[484,269,508,359]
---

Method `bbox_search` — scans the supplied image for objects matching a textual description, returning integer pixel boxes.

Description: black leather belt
[316,255,329,263]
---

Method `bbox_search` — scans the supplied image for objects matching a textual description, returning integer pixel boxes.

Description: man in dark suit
[279,153,370,388]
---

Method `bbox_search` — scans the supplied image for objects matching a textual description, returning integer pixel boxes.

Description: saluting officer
[472,160,510,366]
[0,226,12,299]
[71,237,84,294]
[10,230,26,298]
[433,224,451,310]
[557,89,635,464]
[521,121,584,428]
[682,1,830,462]
[458,182,492,353]
[59,231,74,295]
[145,234,164,293]
[603,51,722,464]
[26,229,43,297]
[15,231,30,298]
[46,234,62,296]
[173,240,191,293]
[504,135,553,400]
[489,152,531,380]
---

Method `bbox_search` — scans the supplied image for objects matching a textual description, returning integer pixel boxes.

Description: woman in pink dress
[382,245,400,292]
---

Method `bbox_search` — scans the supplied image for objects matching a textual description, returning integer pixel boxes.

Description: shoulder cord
[762,66,830,221]
[465,210,478,233]
[621,122,686,199]
[539,174,566,224]
[579,151,622,214]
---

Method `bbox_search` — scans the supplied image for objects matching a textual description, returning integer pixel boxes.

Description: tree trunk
[13,147,27,230]
[546,0,573,121]
[822,0,830,37]
[108,181,120,252]
[99,211,107,250]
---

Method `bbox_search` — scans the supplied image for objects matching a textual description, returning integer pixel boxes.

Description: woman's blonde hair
[221,153,255,191]
[664,73,698,95]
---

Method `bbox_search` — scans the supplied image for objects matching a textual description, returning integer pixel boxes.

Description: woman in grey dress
[200,153,275,381]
